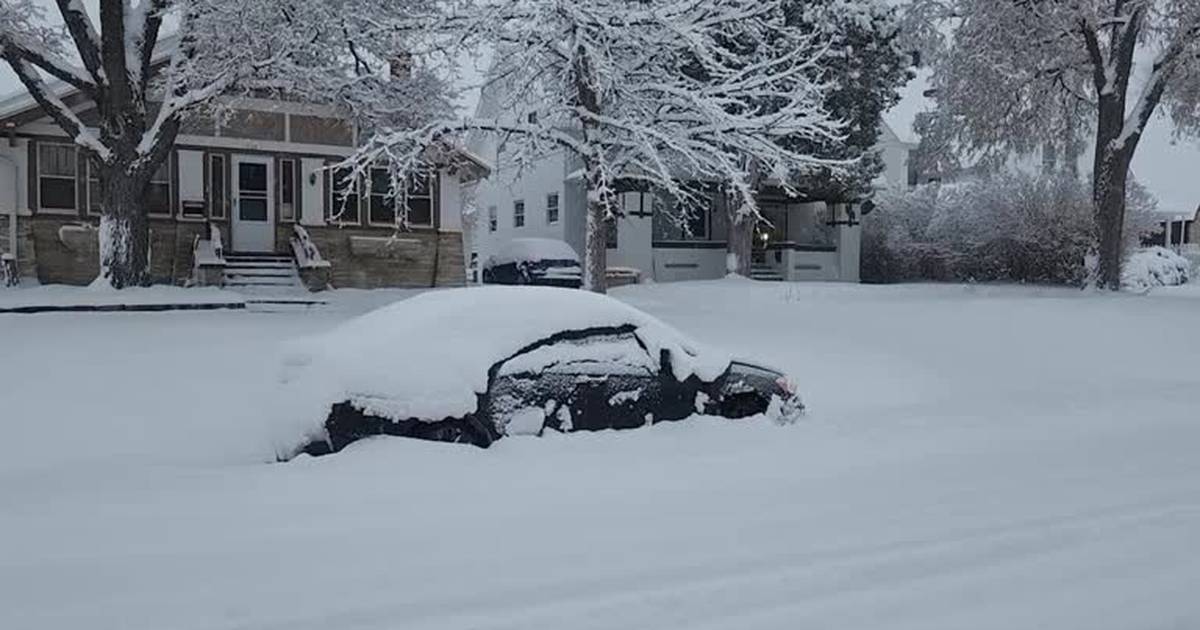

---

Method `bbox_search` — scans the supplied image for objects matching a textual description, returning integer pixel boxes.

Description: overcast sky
[3,1,1196,215]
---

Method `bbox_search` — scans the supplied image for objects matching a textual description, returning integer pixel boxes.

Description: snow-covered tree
[351,0,847,293]
[0,0,447,288]
[723,0,911,278]
[904,0,1200,290]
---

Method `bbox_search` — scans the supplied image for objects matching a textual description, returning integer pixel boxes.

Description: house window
[406,174,434,227]
[546,193,559,224]
[209,154,227,219]
[513,200,525,228]
[368,167,396,225]
[367,169,434,227]
[87,160,102,215]
[38,143,78,211]
[527,112,538,124]
[146,158,171,216]
[488,205,497,232]
[653,191,712,241]
[330,166,361,224]
[280,158,297,222]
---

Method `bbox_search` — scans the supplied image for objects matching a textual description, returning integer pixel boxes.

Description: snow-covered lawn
[1,281,1198,630]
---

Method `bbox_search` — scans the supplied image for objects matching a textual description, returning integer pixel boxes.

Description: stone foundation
[281,224,464,289]
[9,215,465,289]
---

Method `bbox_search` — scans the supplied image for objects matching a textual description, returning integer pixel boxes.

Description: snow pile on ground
[1121,246,1192,291]
[486,237,580,267]
[276,286,729,452]
[0,284,246,309]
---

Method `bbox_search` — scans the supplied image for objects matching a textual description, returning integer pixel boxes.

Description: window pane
[407,198,432,226]
[210,156,226,218]
[281,161,295,205]
[88,180,102,213]
[547,193,559,223]
[407,174,431,197]
[513,200,525,227]
[146,182,171,215]
[39,179,76,210]
[239,197,268,221]
[39,145,76,177]
[150,160,170,184]
[239,162,267,192]
[488,206,497,232]
[370,168,390,196]
[369,195,395,224]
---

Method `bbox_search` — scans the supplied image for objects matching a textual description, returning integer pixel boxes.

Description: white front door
[232,155,275,253]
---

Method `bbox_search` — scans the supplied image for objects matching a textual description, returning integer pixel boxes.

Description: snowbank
[276,286,730,450]
[0,284,246,310]
[486,237,580,267]
[1121,247,1192,292]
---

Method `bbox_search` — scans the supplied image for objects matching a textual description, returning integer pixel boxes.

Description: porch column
[836,204,862,283]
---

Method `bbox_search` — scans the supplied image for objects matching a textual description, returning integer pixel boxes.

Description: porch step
[750,264,784,282]
[221,253,306,292]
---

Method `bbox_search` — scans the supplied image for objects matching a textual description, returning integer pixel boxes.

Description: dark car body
[300,324,801,456]
[482,238,583,288]
[482,259,583,288]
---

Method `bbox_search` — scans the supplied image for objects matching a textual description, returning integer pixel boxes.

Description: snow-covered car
[277,287,803,457]
[482,238,583,288]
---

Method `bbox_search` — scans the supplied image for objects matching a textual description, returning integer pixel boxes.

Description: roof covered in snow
[275,287,730,447]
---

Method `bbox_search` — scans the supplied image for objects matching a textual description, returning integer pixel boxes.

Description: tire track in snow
[240,496,1200,630]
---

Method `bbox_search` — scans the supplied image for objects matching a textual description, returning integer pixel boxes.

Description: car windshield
[498,331,657,377]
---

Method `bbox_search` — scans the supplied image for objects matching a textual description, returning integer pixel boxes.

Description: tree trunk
[1093,150,1131,291]
[1091,96,1133,291]
[582,189,608,293]
[97,173,152,288]
[572,46,608,294]
[727,212,754,276]
[725,159,761,278]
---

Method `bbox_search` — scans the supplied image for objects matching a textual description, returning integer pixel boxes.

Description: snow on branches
[904,0,1200,289]
[348,0,851,291]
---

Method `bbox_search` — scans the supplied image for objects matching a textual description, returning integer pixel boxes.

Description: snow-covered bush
[863,173,1157,285]
[1121,247,1192,292]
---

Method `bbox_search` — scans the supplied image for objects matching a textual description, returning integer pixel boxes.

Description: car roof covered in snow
[275,286,729,449]
[486,238,580,267]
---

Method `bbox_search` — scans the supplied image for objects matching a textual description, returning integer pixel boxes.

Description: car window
[498,331,657,377]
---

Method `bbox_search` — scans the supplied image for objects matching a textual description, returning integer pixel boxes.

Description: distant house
[0,70,488,290]
[468,100,914,285]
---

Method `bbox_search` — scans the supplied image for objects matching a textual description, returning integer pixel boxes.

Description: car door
[483,328,663,436]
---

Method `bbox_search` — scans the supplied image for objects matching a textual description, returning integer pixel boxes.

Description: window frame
[86,159,102,216]
[279,158,297,223]
[145,155,173,217]
[546,192,559,225]
[488,205,498,232]
[328,165,362,225]
[208,153,227,220]
[36,142,79,214]
[513,199,525,228]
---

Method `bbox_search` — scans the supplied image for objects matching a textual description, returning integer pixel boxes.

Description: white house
[468,103,915,285]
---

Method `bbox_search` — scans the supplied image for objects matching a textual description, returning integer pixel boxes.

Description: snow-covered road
[1,281,1198,629]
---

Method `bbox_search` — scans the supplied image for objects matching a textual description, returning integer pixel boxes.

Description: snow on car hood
[276,286,730,448]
